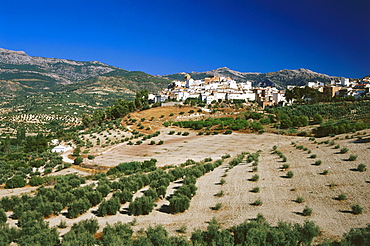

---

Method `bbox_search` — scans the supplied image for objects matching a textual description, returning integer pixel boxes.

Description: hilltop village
[154,74,370,107]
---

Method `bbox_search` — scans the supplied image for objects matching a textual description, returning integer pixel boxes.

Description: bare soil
[70,130,370,241]
[1,105,369,243]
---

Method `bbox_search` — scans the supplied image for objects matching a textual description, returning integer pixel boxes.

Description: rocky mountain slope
[0,48,170,96]
[0,48,347,97]
[162,67,343,89]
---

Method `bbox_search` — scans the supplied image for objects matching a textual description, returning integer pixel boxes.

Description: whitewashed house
[51,145,71,153]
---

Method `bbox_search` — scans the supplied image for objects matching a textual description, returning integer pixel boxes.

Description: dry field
[1,106,369,243]
[35,128,367,243]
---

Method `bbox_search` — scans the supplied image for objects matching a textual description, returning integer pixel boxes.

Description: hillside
[162,67,342,89]
[0,48,171,97]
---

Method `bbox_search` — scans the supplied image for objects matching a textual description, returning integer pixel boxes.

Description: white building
[341,78,350,87]
[51,145,71,153]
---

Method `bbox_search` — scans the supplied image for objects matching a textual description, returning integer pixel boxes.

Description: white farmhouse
[51,145,70,153]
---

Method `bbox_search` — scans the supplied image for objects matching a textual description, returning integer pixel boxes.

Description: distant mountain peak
[0,48,27,55]
[162,67,341,89]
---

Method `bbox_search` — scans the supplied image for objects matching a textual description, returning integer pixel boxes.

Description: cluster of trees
[279,114,309,129]
[269,101,370,122]
[0,174,87,220]
[229,152,247,168]
[1,211,369,245]
[82,90,149,127]
[0,132,50,155]
[169,159,223,214]
[0,144,63,188]
[107,159,158,175]
[171,114,265,133]
[314,119,369,137]
[285,86,323,103]
[169,176,196,213]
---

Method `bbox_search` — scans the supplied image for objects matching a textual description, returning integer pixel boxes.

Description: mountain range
[162,67,343,88]
[0,48,346,97]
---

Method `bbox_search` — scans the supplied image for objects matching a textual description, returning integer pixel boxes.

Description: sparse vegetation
[215,190,224,197]
[302,206,313,216]
[282,163,290,169]
[213,202,223,210]
[337,193,347,201]
[351,204,363,215]
[340,147,349,154]
[251,187,260,193]
[322,169,329,175]
[250,174,259,181]
[357,164,367,172]
[251,199,262,206]
[286,171,294,178]
[295,196,304,203]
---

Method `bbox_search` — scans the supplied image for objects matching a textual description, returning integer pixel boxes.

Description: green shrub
[302,206,313,216]
[334,144,340,149]
[337,193,347,201]
[282,164,290,169]
[163,122,170,127]
[5,176,26,189]
[340,148,349,154]
[252,199,262,206]
[351,204,363,215]
[169,195,190,213]
[129,196,155,216]
[309,154,317,158]
[74,156,83,165]
[348,154,357,161]
[221,154,231,159]
[213,203,222,210]
[215,190,224,197]
[357,164,366,172]
[29,176,44,186]
[251,187,260,193]
[286,171,294,178]
[314,160,322,166]
[220,179,226,185]
[250,174,259,181]
[295,196,304,203]
[224,129,232,134]
[322,169,329,175]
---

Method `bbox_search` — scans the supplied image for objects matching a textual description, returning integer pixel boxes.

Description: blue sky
[0,0,369,78]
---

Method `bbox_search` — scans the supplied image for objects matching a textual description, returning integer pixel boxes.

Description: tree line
[82,90,149,127]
